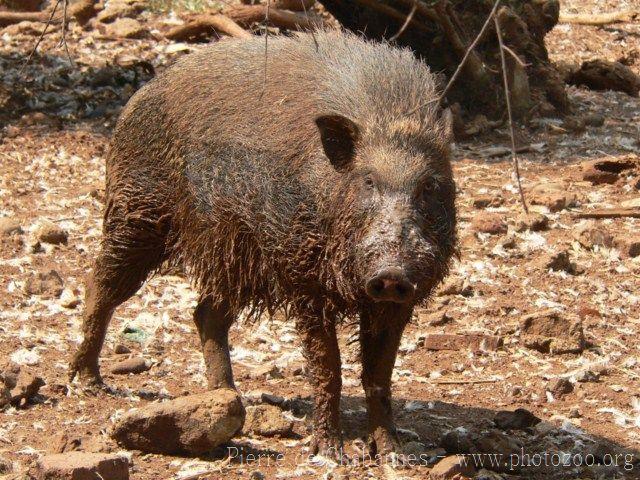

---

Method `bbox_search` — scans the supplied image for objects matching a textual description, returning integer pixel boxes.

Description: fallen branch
[165,13,252,41]
[0,10,45,27]
[0,0,97,27]
[223,5,322,30]
[574,208,640,219]
[558,10,639,26]
[273,0,316,12]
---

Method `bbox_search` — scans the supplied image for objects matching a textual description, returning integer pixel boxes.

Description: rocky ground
[1,0,640,479]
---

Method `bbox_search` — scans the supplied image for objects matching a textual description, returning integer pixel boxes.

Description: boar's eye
[420,181,437,201]
[363,175,376,190]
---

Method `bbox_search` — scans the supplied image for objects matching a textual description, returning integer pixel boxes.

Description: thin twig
[495,15,528,214]
[262,0,270,98]
[405,0,503,116]
[59,0,74,66]
[390,0,417,42]
[300,0,318,50]
[431,378,499,385]
[19,0,63,74]
[501,44,529,67]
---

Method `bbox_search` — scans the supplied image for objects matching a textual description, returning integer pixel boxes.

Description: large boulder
[111,389,245,455]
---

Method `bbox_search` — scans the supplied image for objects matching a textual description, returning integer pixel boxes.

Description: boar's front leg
[193,296,236,389]
[295,313,343,459]
[359,306,411,455]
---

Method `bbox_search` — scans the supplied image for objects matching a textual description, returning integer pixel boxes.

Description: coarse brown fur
[70,30,457,457]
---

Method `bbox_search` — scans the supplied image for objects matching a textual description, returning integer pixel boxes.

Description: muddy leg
[193,296,236,389]
[69,199,168,385]
[296,314,343,458]
[359,306,411,455]
[69,251,163,385]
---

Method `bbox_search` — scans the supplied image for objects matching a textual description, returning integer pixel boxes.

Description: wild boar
[70,30,457,457]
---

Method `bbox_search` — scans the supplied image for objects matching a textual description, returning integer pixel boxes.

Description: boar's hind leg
[296,314,344,459]
[193,296,236,389]
[69,204,168,385]
[360,307,411,455]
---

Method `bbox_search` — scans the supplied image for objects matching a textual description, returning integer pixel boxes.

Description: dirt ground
[1,1,639,479]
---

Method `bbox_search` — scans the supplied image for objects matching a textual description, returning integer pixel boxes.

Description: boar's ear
[440,107,454,143]
[315,114,360,171]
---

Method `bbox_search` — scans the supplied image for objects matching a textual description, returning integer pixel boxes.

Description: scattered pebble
[34,219,68,245]
[243,404,294,437]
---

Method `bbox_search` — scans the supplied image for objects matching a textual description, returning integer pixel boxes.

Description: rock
[34,452,129,480]
[249,363,283,380]
[529,183,577,212]
[1,363,45,409]
[111,389,244,455]
[583,113,605,127]
[54,433,114,454]
[0,457,12,474]
[438,277,473,297]
[547,378,573,398]
[560,115,586,133]
[401,440,428,458]
[106,18,148,39]
[581,158,636,185]
[422,333,502,352]
[97,3,138,23]
[35,220,68,245]
[615,235,640,258]
[472,194,504,209]
[441,428,475,454]
[537,250,582,275]
[474,430,520,471]
[494,408,540,431]
[568,59,640,97]
[419,310,453,327]
[1,20,47,36]
[0,217,22,236]
[475,469,504,480]
[514,212,549,232]
[520,310,585,354]
[430,455,475,479]
[59,288,81,308]
[114,344,131,355]
[568,407,581,418]
[574,222,615,250]
[497,234,517,250]
[110,357,151,375]
[23,270,64,298]
[243,404,293,437]
[471,212,507,235]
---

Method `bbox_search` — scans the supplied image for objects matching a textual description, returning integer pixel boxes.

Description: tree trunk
[319,0,570,119]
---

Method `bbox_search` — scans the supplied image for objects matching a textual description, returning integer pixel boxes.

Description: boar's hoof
[368,428,401,457]
[68,356,103,387]
[311,435,347,462]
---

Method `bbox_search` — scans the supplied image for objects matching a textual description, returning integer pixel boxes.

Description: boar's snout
[365,267,415,304]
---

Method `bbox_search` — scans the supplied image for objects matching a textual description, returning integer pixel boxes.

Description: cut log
[165,13,252,41]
